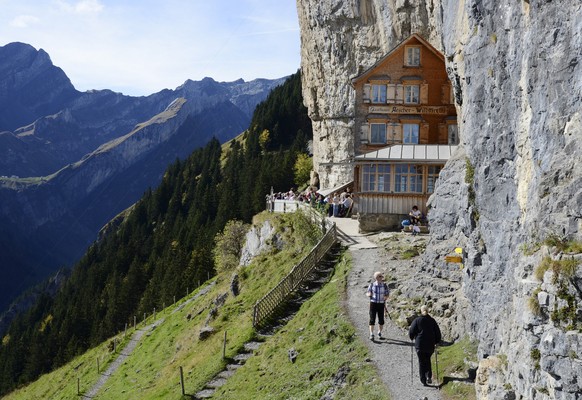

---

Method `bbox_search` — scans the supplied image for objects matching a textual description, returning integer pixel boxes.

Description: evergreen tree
[0,70,312,396]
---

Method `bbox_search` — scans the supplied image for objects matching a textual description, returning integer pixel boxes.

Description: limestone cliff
[297,0,582,398]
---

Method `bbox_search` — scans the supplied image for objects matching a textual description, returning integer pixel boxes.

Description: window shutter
[389,123,402,143]
[420,83,429,104]
[441,84,451,104]
[438,123,447,144]
[363,84,371,103]
[395,84,404,104]
[386,84,396,103]
[420,123,430,144]
[360,124,369,143]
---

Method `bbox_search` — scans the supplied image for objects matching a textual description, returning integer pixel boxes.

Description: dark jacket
[408,314,442,353]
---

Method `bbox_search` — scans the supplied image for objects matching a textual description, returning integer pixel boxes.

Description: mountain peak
[0,42,78,132]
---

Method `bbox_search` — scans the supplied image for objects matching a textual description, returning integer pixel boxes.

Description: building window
[363,165,376,191]
[362,164,391,192]
[405,46,421,66]
[404,85,420,104]
[370,123,387,144]
[402,124,419,144]
[395,164,423,193]
[427,166,442,193]
[371,84,387,103]
[448,124,459,145]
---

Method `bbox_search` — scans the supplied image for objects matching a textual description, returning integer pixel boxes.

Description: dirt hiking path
[332,217,442,400]
[84,319,163,398]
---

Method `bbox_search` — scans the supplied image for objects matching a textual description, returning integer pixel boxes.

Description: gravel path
[332,217,442,400]
[84,283,216,398]
[84,319,164,399]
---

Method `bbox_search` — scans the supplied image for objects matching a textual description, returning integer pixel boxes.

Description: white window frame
[370,123,387,144]
[371,84,387,103]
[362,165,377,191]
[362,164,391,192]
[402,124,420,144]
[405,46,421,67]
[394,164,423,193]
[404,85,420,104]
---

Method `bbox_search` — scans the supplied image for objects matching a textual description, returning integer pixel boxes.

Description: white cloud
[56,0,104,14]
[10,15,40,28]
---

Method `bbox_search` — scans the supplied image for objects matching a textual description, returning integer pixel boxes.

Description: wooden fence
[252,205,337,328]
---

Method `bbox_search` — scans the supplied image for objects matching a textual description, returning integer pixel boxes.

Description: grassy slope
[4,212,388,400]
[213,253,388,400]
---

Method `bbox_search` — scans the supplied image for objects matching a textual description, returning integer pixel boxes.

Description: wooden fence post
[179,366,185,395]
[97,358,100,374]
[134,315,136,330]
[222,331,227,359]
[77,377,80,395]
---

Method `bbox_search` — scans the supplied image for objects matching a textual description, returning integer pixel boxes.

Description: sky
[0,0,301,96]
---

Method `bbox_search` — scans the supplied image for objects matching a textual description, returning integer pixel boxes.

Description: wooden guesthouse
[350,33,458,231]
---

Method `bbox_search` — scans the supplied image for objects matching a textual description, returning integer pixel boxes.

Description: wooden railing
[252,206,337,328]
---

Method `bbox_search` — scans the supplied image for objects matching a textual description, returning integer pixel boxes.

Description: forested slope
[0,71,312,396]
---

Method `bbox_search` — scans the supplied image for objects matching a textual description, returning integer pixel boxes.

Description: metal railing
[252,205,337,328]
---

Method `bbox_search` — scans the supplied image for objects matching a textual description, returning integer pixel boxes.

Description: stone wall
[297,0,582,398]
[358,213,405,233]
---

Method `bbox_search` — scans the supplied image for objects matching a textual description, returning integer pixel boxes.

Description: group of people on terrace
[268,186,354,218]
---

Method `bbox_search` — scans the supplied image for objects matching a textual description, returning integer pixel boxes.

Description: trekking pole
[411,341,414,384]
[435,344,439,387]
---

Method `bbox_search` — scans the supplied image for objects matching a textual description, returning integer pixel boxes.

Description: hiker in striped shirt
[366,271,389,340]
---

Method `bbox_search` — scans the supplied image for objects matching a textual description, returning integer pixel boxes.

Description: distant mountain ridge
[0,41,287,313]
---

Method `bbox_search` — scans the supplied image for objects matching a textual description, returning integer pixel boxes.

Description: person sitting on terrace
[332,193,340,217]
[341,194,353,217]
[402,205,424,228]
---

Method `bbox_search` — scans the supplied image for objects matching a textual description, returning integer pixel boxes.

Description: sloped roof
[354,144,457,163]
[318,180,353,197]
[351,33,445,85]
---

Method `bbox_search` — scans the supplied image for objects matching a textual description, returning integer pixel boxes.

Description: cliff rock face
[297,0,582,398]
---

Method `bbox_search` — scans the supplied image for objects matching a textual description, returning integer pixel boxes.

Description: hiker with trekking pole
[366,271,389,341]
[408,305,442,386]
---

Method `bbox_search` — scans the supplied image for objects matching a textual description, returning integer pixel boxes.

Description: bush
[294,153,312,187]
[213,220,250,273]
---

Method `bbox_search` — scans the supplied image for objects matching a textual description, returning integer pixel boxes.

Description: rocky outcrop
[240,220,279,266]
[298,0,582,398]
